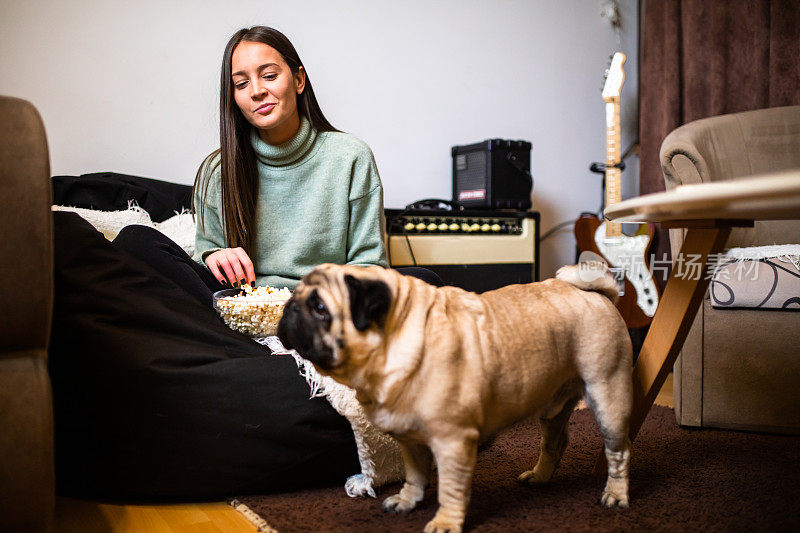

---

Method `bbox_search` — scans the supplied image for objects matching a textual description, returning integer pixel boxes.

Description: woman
[194,25,389,294]
[50,26,436,501]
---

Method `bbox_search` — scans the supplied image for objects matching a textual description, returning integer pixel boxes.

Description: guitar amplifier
[384,208,539,293]
[452,139,533,210]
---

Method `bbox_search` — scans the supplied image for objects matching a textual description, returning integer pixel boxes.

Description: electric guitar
[574,52,659,329]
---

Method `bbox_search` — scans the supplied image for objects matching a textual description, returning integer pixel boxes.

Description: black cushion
[49,212,359,499]
[52,172,192,222]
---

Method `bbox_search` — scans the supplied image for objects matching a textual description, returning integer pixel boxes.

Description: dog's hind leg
[518,393,581,485]
[382,441,432,514]
[585,372,632,508]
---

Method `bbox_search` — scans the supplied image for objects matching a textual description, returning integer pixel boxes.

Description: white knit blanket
[724,244,800,269]
[257,337,404,498]
[52,203,196,257]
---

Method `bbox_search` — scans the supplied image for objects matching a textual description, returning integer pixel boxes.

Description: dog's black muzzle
[277,298,335,370]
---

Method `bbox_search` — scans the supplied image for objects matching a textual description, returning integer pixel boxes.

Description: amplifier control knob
[491,223,501,232]
[404,222,415,231]
[480,223,491,232]
[437,223,448,231]
[415,222,426,231]
[427,223,438,231]
[470,223,480,232]
[449,223,460,231]
[461,223,471,232]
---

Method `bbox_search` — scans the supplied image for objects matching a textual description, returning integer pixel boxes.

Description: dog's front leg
[425,433,478,533]
[382,441,432,514]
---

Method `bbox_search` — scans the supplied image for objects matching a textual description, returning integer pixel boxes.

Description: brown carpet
[234,406,800,532]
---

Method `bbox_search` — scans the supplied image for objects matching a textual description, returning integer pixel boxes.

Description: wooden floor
[55,375,674,533]
[54,499,256,533]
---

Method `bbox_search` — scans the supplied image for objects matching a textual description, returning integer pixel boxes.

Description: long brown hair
[193,26,338,255]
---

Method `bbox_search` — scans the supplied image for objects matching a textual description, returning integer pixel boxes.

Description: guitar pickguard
[594,222,658,317]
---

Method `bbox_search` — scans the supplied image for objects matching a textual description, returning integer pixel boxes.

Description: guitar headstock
[602,52,626,102]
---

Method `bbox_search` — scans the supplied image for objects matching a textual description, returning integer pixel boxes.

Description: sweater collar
[250,116,317,167]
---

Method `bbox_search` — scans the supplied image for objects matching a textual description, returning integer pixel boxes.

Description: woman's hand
[205,248,256,288]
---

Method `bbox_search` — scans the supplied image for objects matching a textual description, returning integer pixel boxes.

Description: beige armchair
[661,105,800,434]
[0,96,55,531]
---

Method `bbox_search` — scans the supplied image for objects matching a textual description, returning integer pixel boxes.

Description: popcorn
[213,284,292,337]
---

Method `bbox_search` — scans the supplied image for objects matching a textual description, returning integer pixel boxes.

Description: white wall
[0,0,639,278]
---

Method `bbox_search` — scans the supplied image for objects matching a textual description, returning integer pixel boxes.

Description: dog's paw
[382,494,418,514]
[599,476,629,508]
[345,474,376,498]
[424,516,463,533]
[517,468,551,485]
[599,489,629,509]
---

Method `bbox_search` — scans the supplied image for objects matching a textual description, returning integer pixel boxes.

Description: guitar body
[574,214,658,329]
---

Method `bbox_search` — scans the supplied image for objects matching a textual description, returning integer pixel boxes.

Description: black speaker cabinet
[385,208,539,293]
[452,139,532,210]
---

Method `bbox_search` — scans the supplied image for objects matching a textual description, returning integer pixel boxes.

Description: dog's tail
[555,264,619,303]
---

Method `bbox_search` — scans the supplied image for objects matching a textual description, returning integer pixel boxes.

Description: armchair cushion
[710,245,800,309]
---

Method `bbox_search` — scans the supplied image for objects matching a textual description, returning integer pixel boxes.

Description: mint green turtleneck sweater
[193,117,388,289]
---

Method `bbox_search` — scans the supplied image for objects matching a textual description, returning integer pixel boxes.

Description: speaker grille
[457,151,487,191]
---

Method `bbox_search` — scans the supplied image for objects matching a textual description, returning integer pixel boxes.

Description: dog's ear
[344,274,392,331]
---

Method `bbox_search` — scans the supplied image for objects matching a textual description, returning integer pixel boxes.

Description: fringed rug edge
[228,498,279,532]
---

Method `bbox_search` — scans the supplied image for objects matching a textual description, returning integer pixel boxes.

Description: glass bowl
[212,286,291,338]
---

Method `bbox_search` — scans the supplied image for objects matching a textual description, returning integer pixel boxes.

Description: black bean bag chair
[49,211,359,500]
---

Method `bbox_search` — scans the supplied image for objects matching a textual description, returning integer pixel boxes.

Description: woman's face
[231,41,305,145]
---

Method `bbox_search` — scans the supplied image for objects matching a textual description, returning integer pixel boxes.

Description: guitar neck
[605,98,622,238]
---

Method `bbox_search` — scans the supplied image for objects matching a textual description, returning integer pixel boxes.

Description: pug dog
[277,263,632,533]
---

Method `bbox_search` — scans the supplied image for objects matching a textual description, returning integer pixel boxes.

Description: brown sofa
[661,105,800,434]
[0,96,55,530]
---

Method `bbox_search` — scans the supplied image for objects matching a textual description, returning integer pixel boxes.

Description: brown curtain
[639,0,800,264]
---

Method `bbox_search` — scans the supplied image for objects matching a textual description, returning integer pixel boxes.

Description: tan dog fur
[278,264,633,533]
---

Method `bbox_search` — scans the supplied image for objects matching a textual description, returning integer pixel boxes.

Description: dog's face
[277,264,393,378]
